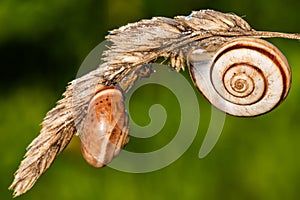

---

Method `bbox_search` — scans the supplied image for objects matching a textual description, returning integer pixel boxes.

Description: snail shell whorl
[189,38,291,116]
[80,86,129,167]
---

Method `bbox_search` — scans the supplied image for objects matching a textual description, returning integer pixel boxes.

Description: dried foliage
[9,9,300,197]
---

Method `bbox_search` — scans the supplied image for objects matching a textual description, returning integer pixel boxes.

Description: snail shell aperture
[188,38,291,116]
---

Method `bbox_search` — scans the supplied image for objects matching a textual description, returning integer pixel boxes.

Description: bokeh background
[1,0,300,199]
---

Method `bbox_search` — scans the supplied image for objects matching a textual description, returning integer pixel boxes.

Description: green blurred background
[1,0,300,199]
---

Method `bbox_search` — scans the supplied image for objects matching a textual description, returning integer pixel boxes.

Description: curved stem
[210,30,300,40]
[253,31,300,40]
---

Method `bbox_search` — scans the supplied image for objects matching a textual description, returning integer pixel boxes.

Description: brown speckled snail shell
[188,38,291,116]
[80,86,129,167]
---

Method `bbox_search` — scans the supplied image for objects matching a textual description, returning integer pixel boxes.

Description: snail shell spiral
[189,38,291,116]
[80,86,129,167]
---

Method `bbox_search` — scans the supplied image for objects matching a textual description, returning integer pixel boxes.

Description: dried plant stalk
[8,87,75,197]
[9,9,300,197]
[9,68,105,197]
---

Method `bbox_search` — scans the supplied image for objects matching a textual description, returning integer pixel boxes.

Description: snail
[188,37,291,116]
[9,9,300,197]
[80,85,129,167]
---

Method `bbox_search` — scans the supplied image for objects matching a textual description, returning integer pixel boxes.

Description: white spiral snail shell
[188,38,291,116]
[79,86,129,167]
